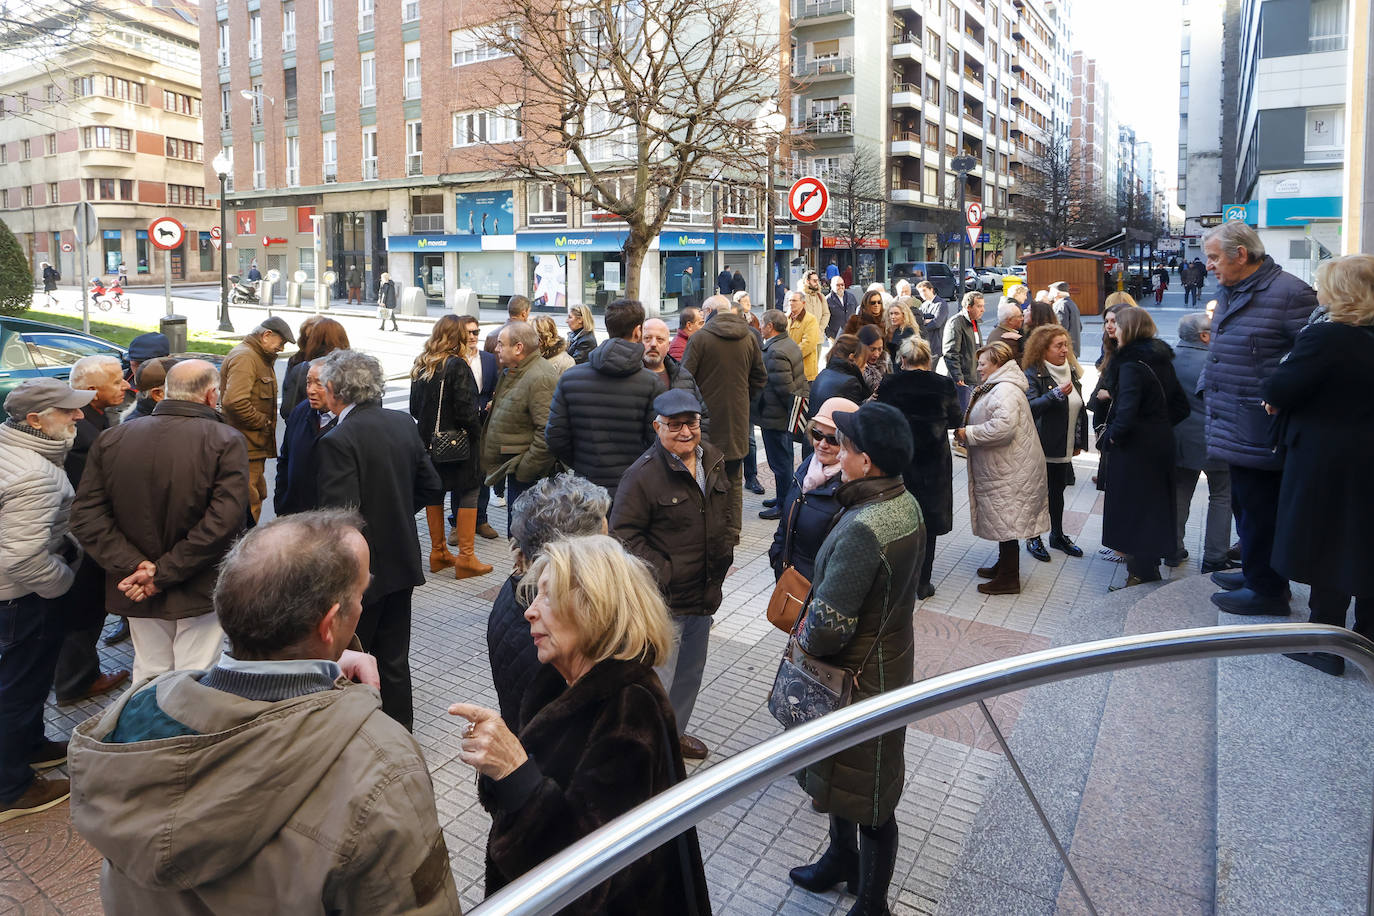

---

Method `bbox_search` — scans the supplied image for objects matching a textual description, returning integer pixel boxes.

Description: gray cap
[4,378,96,417]
[653,388,702,418]
[257,316,296,343]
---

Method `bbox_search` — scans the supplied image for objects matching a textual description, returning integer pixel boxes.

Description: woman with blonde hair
[410,314,491,578]
[451,534,710,913]
[533,314,575,374]
[886,299,919,361]
[1022,324,1087,562]
[566,303,597,364]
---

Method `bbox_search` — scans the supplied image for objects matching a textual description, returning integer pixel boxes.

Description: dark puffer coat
[754,333,808,431]
[545,338,665,498]
[1024,363,1088,461]
[480,660,711,915]
[682,312,767,460]
[767,456,843,580]
[873,369,962,535]
[1201,255,1316,470]
[1101,338,1190,559]
[566,327,597,364]
[795,476,922,827]
[485,574,539,728]
[410,355,482,493]
[806,360,868,419]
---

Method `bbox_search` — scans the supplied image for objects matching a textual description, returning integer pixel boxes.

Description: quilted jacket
[962,360,1050,541]
[486,574,539,728]
[1200,255,1316,470]
[754,332,809,431]
[482,352,559,487]
[0,421,78,600]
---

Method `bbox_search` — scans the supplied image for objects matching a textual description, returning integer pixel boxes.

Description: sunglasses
[809,427,839,446]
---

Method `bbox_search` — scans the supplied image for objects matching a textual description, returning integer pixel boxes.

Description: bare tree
[472,0,782,301]
[823,148,884,257]
[1014,124,1082,249]
[0,0,108,55]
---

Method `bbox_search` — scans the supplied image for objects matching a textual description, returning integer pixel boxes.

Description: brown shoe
[453,508,493,579]
[56,669,130,705]
[0,775,70,824]
[476,522,500,540]
[679,735,709,760]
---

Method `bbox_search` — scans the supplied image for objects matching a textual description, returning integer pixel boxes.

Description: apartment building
[0,0,217,285]
[1176,0,1227,261]
[1069,51,1114,211]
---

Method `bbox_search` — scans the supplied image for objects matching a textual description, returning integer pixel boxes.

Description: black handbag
[428,374,470,465]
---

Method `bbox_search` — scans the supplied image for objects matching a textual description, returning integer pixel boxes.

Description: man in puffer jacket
[545,298,665,500]
[1200,222,1317,615]
[0,379,94,822]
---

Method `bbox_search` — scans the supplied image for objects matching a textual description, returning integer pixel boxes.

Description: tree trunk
[622,224,655,306]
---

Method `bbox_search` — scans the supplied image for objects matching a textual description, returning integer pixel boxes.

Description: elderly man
[54,355,131,705]
[126,356,180,420]
[274,360,333,516]
[1201,221,1317,615]
[786,289,822,381]
[669,306,703,361]
[0,380,92,822]
[943,291,985,413]
[755,309,808,518]
[315,350,443,731]
[1171,312,1234,574]
[546,299,664,500]
[69,510,461,914]
[825,275,858,341]
[483,320,559,526]
[985,299,1025,362]
[612,389,733,760]
[72,360,250,684]
[1048,282,1083,355]
[220,316,295,521]
[683,294,767,540]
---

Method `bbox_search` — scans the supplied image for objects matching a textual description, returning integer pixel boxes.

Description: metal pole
[78,236,88,336]
[163,249,173,316]
[311,214,323,314]
[218,172,234,332]
[957,173,967,299]
[765,141,775,308]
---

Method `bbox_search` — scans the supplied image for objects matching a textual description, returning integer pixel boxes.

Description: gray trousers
[655,615,712,736]
[1175,466,1232,564]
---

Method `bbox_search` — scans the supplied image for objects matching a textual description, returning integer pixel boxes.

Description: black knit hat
[831,401,913,476]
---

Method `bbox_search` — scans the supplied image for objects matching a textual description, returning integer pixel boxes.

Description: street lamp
[753,103,787,307]
[212,149,234,332]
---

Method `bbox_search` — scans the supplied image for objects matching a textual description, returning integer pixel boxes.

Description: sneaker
[103,618,131,646]
[28,739,68,770]
[1097,547,1127,563]
[0,775,70,824]
[1200,558,1240,574]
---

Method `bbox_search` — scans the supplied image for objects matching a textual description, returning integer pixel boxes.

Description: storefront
[818,235,888,288]
[514,228,629,313]
[658,230,799,311]
[386,235,482,305]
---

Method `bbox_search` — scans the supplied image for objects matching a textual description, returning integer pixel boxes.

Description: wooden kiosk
[1022,246,1110,316]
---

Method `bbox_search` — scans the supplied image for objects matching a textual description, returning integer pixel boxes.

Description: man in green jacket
[482,320,559,526]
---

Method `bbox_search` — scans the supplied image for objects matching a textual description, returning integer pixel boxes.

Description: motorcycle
[229,275,260,304]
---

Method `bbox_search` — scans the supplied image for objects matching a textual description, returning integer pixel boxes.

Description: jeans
[0,593,63,803]
[505,477,533,531]
[353,587,414,731]
[1175,466,1232,564]
[1184,285,1201,308]
[1229,465,1287,597]
[477,484,491,525]
[760,428,796,501]
[956,383,971,415]
[655,614,712,735]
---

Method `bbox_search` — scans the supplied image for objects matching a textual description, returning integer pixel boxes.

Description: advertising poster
[531,254,567,310]
[455,190,514,235]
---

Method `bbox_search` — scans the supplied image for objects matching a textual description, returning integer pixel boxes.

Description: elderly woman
[1100,307,1190,590]
[769,397,858,582]
[533,314,575,374]
[281,317,349,419]
[808,334,869,413]
[1262,255,1374,676]
[954,341,1050,595]
[486,473,611,726]
[875,335,963,598]
[785,401,921,915]
[565,304,597,364]
[886,300,919,362]
[843,289,887,337]
[452,535,710,913]
[1022,325,1088,562]
[857,324,890,394]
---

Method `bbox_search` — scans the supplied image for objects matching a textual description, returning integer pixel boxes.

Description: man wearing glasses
[611,389,734,761]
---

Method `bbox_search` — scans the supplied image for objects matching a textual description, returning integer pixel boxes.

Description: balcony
[890,132,921,158]
[801,111,853,136]
[77,147,135,169]
[890,180,923,205]
[406,153,422,177]
[892,83,921,108]
[892,33,921,62]
[794,56,854,80]
[790,0,853,24]
[411,213,444,233]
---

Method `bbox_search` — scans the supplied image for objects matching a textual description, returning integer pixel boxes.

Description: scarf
[802,454,843,493]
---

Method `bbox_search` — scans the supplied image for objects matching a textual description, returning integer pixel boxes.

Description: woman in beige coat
[954,341,1050,595]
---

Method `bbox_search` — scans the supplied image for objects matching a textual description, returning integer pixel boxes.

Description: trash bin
[400,286,427,317]
[450,288,478,315]
[261,279,276,308]
[159,315,187,354]
[286,282,301,309]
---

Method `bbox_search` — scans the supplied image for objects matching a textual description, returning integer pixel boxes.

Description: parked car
[1,316,129,416]
[890,261,958,300]
[976,267,1004,292]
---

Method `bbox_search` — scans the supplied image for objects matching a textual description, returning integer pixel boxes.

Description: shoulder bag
[788,393,810,441]
[428,369,471,465]
[766,497,811,633]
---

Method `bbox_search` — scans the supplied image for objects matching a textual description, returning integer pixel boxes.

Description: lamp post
[753,103,788,307]
[212,149,234,332]
[951,154,978,298]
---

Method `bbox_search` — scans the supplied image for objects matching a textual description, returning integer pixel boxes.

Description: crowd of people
[1,225,1369,915]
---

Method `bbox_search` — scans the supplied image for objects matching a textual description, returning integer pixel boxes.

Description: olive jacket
[219,334,280,459]
[481,352,560,487]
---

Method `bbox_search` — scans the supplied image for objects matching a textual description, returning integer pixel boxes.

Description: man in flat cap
[0,379,94,822]
[220,316,295,521]
[123,332,170,418]
[610,388,734,761]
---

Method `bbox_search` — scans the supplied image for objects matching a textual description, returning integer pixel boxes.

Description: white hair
[1202,221,1265,262]
[894,279,912,297]
[1035,289,1051,303]
[997,300,1022,323]
[69,354,122,389]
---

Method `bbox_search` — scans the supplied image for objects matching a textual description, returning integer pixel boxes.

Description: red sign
[235,210,256,236]
[61,241,73,252]
[261,235,287,247]
[1103,256,1120,269]
[148,216,186,251]
[788,177,829,224]
[296,206,315,234]
[209,226,221,240]
[820,236,890,249]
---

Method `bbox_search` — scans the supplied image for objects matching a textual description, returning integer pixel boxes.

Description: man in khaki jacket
[219,316,294,520]
[482,320,558,526]
[69,509,461,915]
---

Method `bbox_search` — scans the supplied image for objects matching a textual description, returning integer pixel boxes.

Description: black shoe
[789,847,859,894]
[1163,549,1188,568]
[1048,533,1084,558]
[1201,558,1241,574]
[1026,537,1051,563]
[28,740,68,771]
[1109,572,1162,592]
[1211,587,1291,616]
[758,506,781,520]
[1284,652,1345,677]
[104,618,130,646]
[745,478,765,495]
[1227,542,1242,562]
[1210,570,1246,591]
[762,497,779,508]
[916,581,935,600]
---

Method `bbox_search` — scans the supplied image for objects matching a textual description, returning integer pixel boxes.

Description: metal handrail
[469,624,1374,915]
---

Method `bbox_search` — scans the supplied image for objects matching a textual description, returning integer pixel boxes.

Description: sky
[1070,0,1184,188]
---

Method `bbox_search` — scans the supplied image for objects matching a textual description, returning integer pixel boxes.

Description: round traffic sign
[293,269,308,284]
[148,217,186,251]
[209,226,222,240]
[266,268,281,284]
[966,202,983,226]
[60,242,73,252]
[788,177,829,224]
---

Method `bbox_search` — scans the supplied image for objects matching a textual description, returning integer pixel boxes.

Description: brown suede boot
[977,541,1021,595]
[453,507,494,579]
[426,505,457,572]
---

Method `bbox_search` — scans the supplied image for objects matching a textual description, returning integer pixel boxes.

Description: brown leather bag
[767,497,811,632]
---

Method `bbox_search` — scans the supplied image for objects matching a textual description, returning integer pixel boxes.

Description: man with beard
[641,317,707,424]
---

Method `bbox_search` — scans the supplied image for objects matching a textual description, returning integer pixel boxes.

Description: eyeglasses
[466,329,481,337]
[662,418,701,433]
[809,427,839,446]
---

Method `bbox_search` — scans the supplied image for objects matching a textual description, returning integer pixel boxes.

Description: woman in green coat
[787,401,923,915]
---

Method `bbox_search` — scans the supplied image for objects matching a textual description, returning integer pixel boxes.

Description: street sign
[950,154,978,174]
[60,241,73,252]
[966,226,982,249]
[72,202,98,245]
[965,202,983,225]
[148,217,185,250]
[209,226,222,240]
[1223,205,1248,222]
[210,237,222,250]
[788,177,829,224]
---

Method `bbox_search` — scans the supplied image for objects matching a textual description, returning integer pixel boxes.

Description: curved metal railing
[469,623,1374,915]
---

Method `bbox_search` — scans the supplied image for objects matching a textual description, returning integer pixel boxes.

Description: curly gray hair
[509,472,611,565]
[318,349,385,406]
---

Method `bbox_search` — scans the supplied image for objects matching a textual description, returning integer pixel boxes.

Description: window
[298,248,315,281]
[362,128,378,178]
[282,2,296,51]
[45,84,56,103]
[47,182,58,203]
[573,2,645,72]
[21,139,29,159]
[322,131,337,181]
[165,137,203,160]
[221,88,232,129]
[360,53,375,106]
[71,76,94,97]
[320,64,335,113]
[285,136,299,187]
[249,82,264,125]
[1309,0,1348,51]
[925,74,939,98]
[926,30,940,56]
[946,87,958,111]
[23,186,32,207]
[163,90,200,116]
[402,0,419,23]
[104,76,145,103]
[248,12,262,59]
[451,23,518,65]
[0,146,6,164]
[319,0,333,42]
[358,0,374,32]
[284,68,298,119]
[452,107,522,146]
[82,126,132,150]
[1305,106,1343,163]
[404,41,421,99]
[527,182,568,224]
[168,184,206,205]
[218,21,231,66]
[405,120,422,175]
[253,140,266,189]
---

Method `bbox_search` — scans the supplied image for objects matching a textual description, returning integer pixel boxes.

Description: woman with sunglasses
[843,289,887,337]
[807,334,869,418]
[768,397,859,583]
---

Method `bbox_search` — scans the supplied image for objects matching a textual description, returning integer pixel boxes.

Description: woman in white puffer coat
[954,341,1050,595]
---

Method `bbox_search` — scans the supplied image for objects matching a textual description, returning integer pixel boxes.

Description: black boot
[847,817,898,916]
[790,815,858,894]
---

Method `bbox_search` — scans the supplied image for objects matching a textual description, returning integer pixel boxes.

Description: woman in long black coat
[806,334,869,418]
[1261,255,1374,676]
[874,333,961,598]
[411,314,489,579]
[1100,307,1190,589]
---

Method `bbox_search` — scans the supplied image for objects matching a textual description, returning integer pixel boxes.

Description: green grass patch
[24,310,238,356]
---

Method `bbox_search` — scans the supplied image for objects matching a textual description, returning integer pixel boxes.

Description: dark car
[1,316,129,416]
[890,261,958,300]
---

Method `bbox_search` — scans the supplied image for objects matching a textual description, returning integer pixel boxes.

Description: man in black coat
[824,276,858,340]
[545,299,665,500]
[316,350,443,730]
[274,360,335,516]
[755,309,808,517]
[716,264,734,297]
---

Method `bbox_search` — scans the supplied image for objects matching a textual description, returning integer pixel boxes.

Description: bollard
[159,314,188,354]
